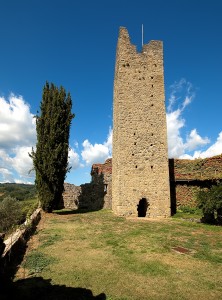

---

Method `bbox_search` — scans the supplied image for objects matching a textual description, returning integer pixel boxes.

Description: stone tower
[112,27,171,218]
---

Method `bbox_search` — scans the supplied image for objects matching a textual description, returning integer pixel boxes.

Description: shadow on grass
[0,277,106,300]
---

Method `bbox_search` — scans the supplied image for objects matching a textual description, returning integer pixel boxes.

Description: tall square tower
[112,27,170,217]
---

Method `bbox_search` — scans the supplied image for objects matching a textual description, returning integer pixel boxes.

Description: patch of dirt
[172,246,192,254]
[126,216,171,222]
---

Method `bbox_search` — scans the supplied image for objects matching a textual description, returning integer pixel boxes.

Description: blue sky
[0,0,222,185]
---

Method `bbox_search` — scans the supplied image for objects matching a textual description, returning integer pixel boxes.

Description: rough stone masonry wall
[169,155,222,209]
[63,183,81,209]
[91,158,112,209]
[112,27,171,217]
[169,155,222,181]
[63,159,112,211]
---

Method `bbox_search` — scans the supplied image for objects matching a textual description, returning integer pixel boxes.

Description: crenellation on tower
[112,26,171,218]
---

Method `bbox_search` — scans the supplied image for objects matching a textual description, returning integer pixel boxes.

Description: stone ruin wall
[62,183,81,210]
[169,155,222,211]
[169,155,222,181]
[91,158,112,209]
[63,158,112,211]
[62,155,222,212]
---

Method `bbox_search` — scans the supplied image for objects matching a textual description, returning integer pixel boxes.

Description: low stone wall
[0,208,41,281]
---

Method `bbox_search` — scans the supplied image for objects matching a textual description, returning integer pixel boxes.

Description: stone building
[112,27,171,217]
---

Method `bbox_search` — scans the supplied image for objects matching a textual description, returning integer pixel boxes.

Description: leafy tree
[0,196,23,232]
[197,183,222,225]
[30,82,74,212]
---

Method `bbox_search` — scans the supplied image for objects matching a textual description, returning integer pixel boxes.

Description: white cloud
[198,132,222,158]
[0,167,14,183]
[81,128,112,165]
[166,79,211,158]
[11,146,34,178]
[181,131,222,159]
[184,129,210,151]
[0,146,34,182]
[68,148,81,169]
[0,94,36,149]
[0,94,36,183]
[167,109,185,157]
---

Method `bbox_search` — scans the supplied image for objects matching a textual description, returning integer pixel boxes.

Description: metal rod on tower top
[142,24,144,47]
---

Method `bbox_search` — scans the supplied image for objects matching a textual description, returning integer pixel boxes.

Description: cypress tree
[30,82,74,212]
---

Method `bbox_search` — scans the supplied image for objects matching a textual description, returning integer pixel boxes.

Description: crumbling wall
[91,158,112,209]
[63,183,81,209]
[169,155,222,181]
[63,159,112,211]
[169,155,222,210]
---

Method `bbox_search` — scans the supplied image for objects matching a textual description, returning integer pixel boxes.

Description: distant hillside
[0,183,36,201]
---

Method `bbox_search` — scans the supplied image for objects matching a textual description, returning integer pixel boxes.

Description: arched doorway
[137,198,148,217]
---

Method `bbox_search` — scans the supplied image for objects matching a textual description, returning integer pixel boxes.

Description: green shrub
[0,196,24,232]
[197,184,222,224]
[20,198,39,219]
[178,206,201,214]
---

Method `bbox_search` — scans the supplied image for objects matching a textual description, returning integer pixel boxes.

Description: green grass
[13,209,222,300]
[172,206,202,220]
[22,250,57,275]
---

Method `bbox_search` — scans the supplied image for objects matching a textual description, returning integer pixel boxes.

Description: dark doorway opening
[137,198,148,217]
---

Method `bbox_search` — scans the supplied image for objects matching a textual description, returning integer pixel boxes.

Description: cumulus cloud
[166,79,210,158]
[184,129,210,151]
[181,131,222,159]
[11,146,34,178]
[0,167,14,183]
[0,145,34,183]
[0,94,36,183]
[167,108,185,157]
[81,128,112,165]
[0,94,36,149]
[68,148,81,170]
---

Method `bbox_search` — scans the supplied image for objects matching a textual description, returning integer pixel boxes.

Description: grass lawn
[8,209,222,299]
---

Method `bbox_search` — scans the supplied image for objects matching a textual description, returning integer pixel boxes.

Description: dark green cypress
[30,82,74,212]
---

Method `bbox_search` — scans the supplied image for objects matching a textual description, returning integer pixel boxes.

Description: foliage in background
[0,196,24,232]
[0,183,36,201]
[30,82,74,212]
[197,183,222,224]
[0,195,39,233]
[173,205,202,221]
